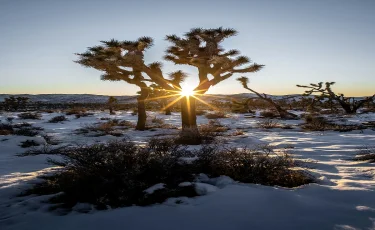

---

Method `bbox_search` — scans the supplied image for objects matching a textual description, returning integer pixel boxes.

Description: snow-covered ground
[1,111,375,230]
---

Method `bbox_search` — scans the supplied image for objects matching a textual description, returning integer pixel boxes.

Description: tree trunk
[179,96,201,144]
[136,87,149,131]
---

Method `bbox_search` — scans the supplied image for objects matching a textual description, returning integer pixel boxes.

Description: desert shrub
[302,115,364,132]
[18,112,42,120]
[48,115,68,123]
[257,119,280,129]
[65,108,86,115]
[0,122,13,135]
[75,112,94,119]
[23,139,313,211]
[13,127,40,136]
[13,122,32,128]
[76,120,132,136]
[231,129,245,136]
[200,120,230,134]
[353,146,375,162]
[23,139,196,209]
[20,140,40,148]
[194,145,314,187]
[301,115,329,131]
[260,111,276,118]
[42,109,55,113]
[205,111,227,119]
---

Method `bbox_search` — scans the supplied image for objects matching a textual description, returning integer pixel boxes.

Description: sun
[180,86,195,97]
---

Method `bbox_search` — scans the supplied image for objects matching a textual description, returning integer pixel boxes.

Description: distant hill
[0,93,367,104]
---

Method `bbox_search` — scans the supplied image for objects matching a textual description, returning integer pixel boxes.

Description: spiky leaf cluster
[164,27,264,91]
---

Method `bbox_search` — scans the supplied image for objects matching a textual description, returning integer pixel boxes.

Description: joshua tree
[237,77,298,119]
[165,27,263,140]
[297,82,375,114]
[75,38,183,130]
[107,96,118,115]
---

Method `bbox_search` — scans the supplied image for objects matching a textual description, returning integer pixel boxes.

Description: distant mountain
[0,93,367,104]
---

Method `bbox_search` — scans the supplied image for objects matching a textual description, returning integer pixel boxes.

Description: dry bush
[302,114,365,132]
[257,119,280,129]
[20,140,40,148]
[18,112,42,120]
[260,110,276,118]
[0,122,13,135]
[65,108,87,115]
[205,111,227,119]
[76,119,133,136]
[22,139,313,211]
[48,115,68,123]
[231,129,245,136]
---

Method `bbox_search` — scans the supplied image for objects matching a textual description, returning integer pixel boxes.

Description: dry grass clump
[260,110,277,118]
[257,119,281,129]
[48,115,68,123]
[0,122,13,135]
[65,108,87,115]
[76,119,133,136]
[20,140,40,148]
[18,112,42,120]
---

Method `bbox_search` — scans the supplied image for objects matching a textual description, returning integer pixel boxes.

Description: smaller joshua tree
[297,82,375,114]
[237,77,298,119]
[107,96,118,115]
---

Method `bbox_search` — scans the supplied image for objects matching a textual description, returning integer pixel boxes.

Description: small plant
[48,115,68,123]
[20,140,40,148]
[0,122,13,135]
[13,127,40,137]
[260,111,276,118]
[257,119,280,129]
[205,111,227,119]
[65,108,86,115]
[18,112,42,120]
[75,112,94,119]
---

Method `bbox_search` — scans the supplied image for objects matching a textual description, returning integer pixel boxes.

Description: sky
[0,0,374,96]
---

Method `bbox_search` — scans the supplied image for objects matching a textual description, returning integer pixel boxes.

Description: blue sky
[1,0,374,96]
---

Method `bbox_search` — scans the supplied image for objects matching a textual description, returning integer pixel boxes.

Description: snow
[1,110,375,230]
[144,183,165,194]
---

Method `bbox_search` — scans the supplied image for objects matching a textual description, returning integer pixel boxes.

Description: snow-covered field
[1,111,375,230]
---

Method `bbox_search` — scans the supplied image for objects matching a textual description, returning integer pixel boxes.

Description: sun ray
[191,95,221,111]
[162,95,184,111]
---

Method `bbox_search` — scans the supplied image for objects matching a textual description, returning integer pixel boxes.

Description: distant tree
[165,27,263,142]
[237,77,298,119]
[107,96,118,115]
[297,82,375,114]
[75,38,183,130]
